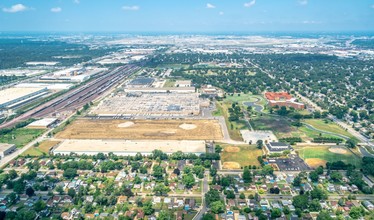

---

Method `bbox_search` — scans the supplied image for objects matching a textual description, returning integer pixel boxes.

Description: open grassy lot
[163,79,176,87]
[215,101,248,141]
[56,119,223,140]
[251,115,293,134]
[295,145,361,168]
[303,119,357,140]
[0,128,45,148]
[220,144,262,169]
[22,140,60,156]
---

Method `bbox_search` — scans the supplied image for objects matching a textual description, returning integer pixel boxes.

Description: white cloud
[74,0,80,4]
[371,4,374,9]
[122,5,140,11]
[298,0,308,5]
[3,4,28,13]
[244,0,256,8]
[206,3,216,9]
[219,11,224,15]
[51,7,62,13]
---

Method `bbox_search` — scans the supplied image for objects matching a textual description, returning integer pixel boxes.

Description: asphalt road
[193,170,209,220]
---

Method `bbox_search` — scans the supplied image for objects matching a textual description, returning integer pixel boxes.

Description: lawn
[0,128,45,148]
[22,140,60,157]
[295,145,361,168]
[220,144,262,169]
[303,119,357,140]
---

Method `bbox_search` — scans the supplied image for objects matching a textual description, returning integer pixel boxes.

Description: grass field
[56,119,223,140]
[22,140,60,156]
[295,145,361,168]
[220,144,262,169]
[303,119,357,140]
[0,128,45,148]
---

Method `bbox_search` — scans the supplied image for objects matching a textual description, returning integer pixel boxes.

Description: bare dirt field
[305,158,327,168]
[224,146,240,153]
[56,119,223,140]
[222,162,241,169]
[328,146,348,154]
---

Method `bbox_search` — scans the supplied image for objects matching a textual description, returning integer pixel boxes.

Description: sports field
[221,144,262,169]
[56,119,223,140]
[295,145,361,168]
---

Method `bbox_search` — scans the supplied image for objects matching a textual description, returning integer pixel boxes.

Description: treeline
[312,137,343,144]
[0,118,36,135]
[279,137,302,144]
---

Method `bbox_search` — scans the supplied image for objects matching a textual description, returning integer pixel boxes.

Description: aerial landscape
[0,0,374,220]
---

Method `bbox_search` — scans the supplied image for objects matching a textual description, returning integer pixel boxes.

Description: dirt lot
[56,119,223,140]
[220,144,262,169]
[305,158,327,168]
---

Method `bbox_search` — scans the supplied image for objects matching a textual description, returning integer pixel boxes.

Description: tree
[205,189,221,206]
[243,167,252,183]
[239,192,245,199]
[317,211,333,220]
[210,201,225,214]
[33,200,46,212]
[202,213,215,220]
[182,173,195,189]
[256,140,263,149]
[63,168,77,179]
[346,138,357,149]
[143,201,155,215]
[152,165,164,180]
[13,181,25,194]
[293,176,301,187]
[309,200,322,212]
[309,171,319,182]
[173,168,181,176]
[25,187,35,197]
[153,184,170,196]
[225,190,235,199]
[157,210,172,220]
[330,171,343,182]
[68,188,76,198]
[271,208,282,219]
[215,145,222,153]
[55,185,64,195]
[292,195,308,209]
[8,170,18,180]
[261,165,274,176]
[310,187,328,200]
[349,206,363,219]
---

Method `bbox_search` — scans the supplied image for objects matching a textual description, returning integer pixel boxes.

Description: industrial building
[92,92,204,116]
[125,87,196,94]
[0,87,49,110]
[128,77,155,87]
[53,140,206,156]
[0,143,16,159]
[27,118,58,129]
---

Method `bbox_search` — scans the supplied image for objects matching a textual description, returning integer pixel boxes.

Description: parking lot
[269,154,310,171]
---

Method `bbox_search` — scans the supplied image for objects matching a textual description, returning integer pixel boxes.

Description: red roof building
[265,92,305,110]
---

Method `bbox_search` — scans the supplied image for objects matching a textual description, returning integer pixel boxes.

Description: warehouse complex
[0,87,49,110]
[53,139,206,156]
[92,93,204,116]
[0,143,16,159]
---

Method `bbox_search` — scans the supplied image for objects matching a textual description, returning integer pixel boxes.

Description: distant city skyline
[0,0,374,32]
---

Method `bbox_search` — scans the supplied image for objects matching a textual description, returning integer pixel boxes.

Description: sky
[0,0,374,33]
